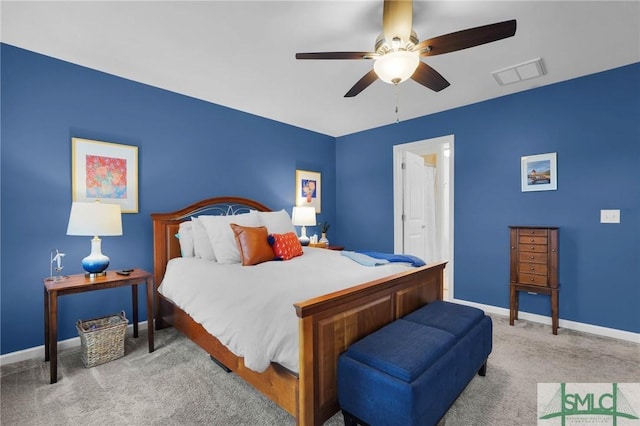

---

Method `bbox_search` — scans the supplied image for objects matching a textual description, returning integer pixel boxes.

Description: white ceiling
[2,1,639,137]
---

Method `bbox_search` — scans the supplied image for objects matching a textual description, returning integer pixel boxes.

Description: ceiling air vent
[492,58,546,86]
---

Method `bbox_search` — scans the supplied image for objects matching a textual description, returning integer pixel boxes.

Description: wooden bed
[151,196,446,425]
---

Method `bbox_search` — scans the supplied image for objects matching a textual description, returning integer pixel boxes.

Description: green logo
[538,383,639,425]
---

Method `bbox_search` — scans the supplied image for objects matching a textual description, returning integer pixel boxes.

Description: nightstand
[43,269,155,383]
[308,242,328,248]
[308,243,344,250]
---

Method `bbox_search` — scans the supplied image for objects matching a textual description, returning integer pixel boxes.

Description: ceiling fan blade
[345,69,379,97]
[411,62,450,92]
[296,52,376,60]
[383,0,413,45]
[415,19,517,56]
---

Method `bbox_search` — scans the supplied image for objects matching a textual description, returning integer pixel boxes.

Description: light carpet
[1,314,638,425]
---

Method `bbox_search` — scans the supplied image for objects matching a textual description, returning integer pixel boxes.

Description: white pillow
[177,221,195,257]
[199,213,260,264]
[255,209,296,235]
[191,217,216,261]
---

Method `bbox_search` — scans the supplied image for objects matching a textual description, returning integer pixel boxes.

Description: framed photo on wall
[72,138,139,213]
[521,152,557,192]
[295,169,321,213]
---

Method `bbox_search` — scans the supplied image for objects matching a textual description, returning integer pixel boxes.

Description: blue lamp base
[298,226,310,246]
[82,237,110,278]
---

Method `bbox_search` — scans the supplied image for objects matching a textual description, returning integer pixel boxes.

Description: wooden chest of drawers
[509,226,559,334]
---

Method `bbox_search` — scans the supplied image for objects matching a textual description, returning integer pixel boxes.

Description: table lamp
[292,206,316,246]
[67,200,123,277]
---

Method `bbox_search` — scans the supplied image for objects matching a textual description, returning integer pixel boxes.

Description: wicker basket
[76,311,128,367]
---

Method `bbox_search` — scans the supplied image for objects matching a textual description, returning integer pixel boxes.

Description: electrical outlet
[600,209,621,224]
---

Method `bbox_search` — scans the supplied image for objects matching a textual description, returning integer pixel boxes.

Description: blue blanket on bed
[341,251,426,267]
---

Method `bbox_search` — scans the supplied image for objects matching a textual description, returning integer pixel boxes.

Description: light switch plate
[600,209,621,223]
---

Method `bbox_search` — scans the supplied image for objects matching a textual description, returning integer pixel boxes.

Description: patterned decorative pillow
[230,224,275,266]
[268,232,303,261]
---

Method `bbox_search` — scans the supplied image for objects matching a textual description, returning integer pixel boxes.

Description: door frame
[393,134,455,299]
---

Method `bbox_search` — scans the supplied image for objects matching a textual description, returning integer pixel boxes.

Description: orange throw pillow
[268,232,303,261]
[230,224,274,266]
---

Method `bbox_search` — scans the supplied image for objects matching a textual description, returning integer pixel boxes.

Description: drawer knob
[530,256,534,259]
[530,267,535,270]
[530,246,535,250]
[530,278,535,281]
[530,238,535,242]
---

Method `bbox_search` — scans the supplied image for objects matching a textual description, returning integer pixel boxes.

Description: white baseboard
[0,321,148,366]
[452,298,640,344]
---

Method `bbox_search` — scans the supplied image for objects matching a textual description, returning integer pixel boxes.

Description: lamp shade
[67,201,122,276]
[373,50,420,84]
[291,206,316,227]
[67,201,122,236]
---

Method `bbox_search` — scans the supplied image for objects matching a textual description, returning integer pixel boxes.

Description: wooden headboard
[150,196,272,287]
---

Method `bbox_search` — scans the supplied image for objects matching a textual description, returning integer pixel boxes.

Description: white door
[393,135,454,300]
[402,151,426,259]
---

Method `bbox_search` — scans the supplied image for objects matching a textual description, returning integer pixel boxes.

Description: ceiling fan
[296,0,517,97]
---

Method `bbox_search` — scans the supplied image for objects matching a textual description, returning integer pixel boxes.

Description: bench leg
[343,410,368,426]
[478,361,487,377]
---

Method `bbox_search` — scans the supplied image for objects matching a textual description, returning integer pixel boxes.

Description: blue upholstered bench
[337,301,492,426]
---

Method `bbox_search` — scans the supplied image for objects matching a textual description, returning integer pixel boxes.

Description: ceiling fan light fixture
[374,50,420,85]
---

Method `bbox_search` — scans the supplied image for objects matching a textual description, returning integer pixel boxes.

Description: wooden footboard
[295,261,445,425]
[152,197,445,426]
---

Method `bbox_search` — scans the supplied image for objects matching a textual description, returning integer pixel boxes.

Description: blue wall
[1,42,638,356]
[0,44,336,354]
[336,63,640,333]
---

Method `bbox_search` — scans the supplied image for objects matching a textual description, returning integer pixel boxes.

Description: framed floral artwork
[295,169,321,213]
[71,138,139,213]
[521,152,557,192]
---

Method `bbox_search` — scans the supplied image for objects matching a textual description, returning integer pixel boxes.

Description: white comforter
[158,247,414,373]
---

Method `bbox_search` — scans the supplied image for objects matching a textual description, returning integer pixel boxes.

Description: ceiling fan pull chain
[395,83,400,123]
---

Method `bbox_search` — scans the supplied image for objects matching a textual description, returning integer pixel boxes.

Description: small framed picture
[72,138,139,213]
[295,169,321,213]
[521,152,557,192]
